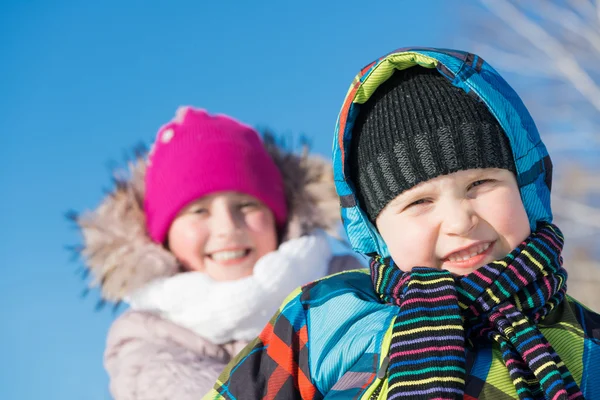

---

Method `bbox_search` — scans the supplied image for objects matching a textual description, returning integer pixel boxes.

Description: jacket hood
[332,47,553,257]
[72,134,342,303]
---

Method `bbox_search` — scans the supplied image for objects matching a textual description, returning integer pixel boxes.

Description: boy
[204,48,600,399]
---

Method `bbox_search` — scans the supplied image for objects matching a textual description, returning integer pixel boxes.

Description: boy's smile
[376,168,531,276]
[441,240,495,271]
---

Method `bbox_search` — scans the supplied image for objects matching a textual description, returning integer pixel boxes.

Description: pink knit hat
[144,107,288,243]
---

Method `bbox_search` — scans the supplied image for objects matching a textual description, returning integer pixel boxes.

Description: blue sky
[0,1,488,398]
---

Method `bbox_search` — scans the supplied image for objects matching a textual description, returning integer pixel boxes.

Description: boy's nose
[441,201,477,236]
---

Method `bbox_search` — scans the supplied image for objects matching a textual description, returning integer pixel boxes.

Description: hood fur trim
[71,135,341,302]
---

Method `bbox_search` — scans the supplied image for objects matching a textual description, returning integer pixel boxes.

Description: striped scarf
[370,223,584,400]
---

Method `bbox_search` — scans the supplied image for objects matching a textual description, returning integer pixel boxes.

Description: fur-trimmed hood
[72,136,342,303]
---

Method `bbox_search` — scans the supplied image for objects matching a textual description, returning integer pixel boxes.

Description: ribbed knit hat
[349,66,516,222]
[144,107,287,243]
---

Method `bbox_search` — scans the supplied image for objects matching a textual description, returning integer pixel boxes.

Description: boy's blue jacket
[205,48,600,399]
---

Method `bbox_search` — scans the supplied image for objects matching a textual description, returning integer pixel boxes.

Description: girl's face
[167,191,278,281]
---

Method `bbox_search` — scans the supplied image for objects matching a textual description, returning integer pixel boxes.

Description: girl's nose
[211,205,241,236]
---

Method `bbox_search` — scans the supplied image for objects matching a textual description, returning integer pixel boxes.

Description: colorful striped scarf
[370,223,584,400]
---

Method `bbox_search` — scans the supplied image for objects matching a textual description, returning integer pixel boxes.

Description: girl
[73,107,363,399]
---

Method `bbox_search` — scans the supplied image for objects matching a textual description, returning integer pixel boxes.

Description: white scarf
[127,231,332,344]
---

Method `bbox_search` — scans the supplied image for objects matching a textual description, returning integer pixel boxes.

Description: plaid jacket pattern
[204,270,600,399]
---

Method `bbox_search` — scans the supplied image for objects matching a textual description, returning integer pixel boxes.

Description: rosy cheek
[246,211,275,233]
[245,211,278,253]
[495,197,530,245]
[181,224,209,253]
[505,209,530,248]
[392,221,436,270]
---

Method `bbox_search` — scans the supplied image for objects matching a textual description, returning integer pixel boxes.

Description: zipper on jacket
[369,356,389,399]
[369,383,383,400]
[377,356,389,379]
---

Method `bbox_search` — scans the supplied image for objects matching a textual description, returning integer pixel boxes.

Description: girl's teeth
[448,243,490,262]
[211,250,247,262]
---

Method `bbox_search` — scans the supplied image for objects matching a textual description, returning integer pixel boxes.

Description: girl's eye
[240,201,259,210]
[190,207,208,214]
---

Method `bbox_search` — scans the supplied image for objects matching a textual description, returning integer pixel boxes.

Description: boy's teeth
[448,243,490,262]
[211,250,247,262]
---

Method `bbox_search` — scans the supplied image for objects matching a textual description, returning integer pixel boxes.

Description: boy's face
[375,168,530,276]
[167,191,278,281]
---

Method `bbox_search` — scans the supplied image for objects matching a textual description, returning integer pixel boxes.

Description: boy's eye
[405,198,429,209]
[468,179,493,190]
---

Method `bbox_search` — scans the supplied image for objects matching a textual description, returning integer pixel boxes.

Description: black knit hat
[349,66,516,222]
